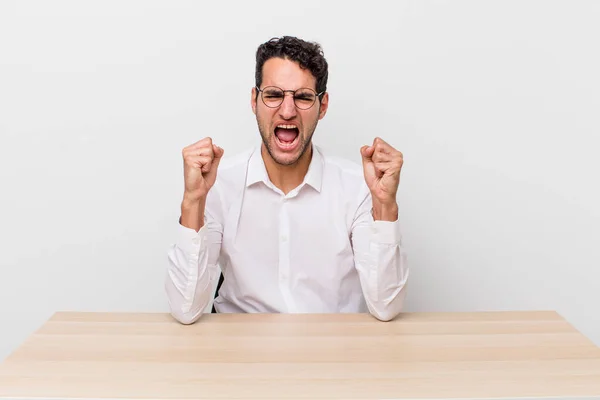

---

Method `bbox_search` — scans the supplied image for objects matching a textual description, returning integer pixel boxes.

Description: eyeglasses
[256,86,325,110]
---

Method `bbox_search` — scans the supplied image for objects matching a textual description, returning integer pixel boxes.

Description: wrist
[372,200,398,222]
[180,195,206,232]
[182,192,206,207]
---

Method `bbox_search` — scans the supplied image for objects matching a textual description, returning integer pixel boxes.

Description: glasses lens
[294,89,317,109]
[261,87,284,108]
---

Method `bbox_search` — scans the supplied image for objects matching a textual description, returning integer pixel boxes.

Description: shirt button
[192,237,200,245]
[281,235,288,242]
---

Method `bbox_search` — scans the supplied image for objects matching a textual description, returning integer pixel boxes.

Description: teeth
[277,124,297,129]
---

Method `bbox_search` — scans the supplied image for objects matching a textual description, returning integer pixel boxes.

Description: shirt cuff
[371,219,402,245]
[176,222,208,257]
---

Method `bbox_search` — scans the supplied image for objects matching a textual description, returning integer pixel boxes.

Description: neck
[261,144,313,195]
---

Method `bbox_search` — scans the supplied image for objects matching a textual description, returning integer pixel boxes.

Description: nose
[278,92,297,120]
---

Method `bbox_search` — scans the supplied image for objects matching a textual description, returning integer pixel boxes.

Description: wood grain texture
[1,311,599,399]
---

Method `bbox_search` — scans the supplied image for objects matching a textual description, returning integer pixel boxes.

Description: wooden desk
[1,311,600,399]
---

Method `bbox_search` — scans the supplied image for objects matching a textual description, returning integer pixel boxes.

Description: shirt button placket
[279,196,294,311]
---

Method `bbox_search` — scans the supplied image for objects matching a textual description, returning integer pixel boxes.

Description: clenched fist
[182,137,224,202]
[360,137,403,221]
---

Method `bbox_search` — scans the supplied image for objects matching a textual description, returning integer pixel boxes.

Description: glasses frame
[255,86,325,110]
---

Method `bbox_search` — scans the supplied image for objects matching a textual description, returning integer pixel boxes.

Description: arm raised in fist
[180,137,224,232]
[360,137,403,222]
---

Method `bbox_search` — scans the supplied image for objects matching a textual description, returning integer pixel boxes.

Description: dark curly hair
[255,36,328,101]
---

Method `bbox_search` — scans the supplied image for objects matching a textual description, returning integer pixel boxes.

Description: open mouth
[274,124,299,149]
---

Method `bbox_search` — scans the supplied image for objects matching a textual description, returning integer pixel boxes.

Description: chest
[221,188,354,263]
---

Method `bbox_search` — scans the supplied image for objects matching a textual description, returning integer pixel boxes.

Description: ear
[251,87,257,115]
[318,92,329,120]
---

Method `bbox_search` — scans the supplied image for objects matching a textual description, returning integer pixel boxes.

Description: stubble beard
[256,110,319,166]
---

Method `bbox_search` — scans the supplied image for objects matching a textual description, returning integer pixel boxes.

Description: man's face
[251,57,329,166]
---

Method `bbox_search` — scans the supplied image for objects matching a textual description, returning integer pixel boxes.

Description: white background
[1,0,599,361]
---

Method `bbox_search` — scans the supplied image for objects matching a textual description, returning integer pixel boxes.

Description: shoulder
[317,145,365,183]
[209,146,254,199]
[316,145,370,198]
[216,146,254,175]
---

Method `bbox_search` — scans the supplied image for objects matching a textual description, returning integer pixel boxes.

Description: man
[165,36,408,324]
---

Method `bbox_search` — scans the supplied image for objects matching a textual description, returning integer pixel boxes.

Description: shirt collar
[246,144,268,187]
[246,144,323,193]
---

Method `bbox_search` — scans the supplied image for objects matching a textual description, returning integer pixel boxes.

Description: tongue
[277,129,297,143]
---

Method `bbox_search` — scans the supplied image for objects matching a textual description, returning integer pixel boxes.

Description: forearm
[370,202,407,320]
[180,195,207,232]
[362,230,409,321]
[372,200,398,222]
[166,220,219,325]
[166,241,216,324]
[353,209,409,322]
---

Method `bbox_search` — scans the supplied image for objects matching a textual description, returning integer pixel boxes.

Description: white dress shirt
[165,143,409,324]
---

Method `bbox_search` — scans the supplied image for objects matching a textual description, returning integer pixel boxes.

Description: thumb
[360,145,374,163]
[204,145,224,183]
[211,144,224,170]
[360,145,377,184]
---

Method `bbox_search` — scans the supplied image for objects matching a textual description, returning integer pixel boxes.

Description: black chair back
[211,272,224,313]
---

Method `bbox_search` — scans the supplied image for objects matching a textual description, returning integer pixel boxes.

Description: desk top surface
[1,311,600,399]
